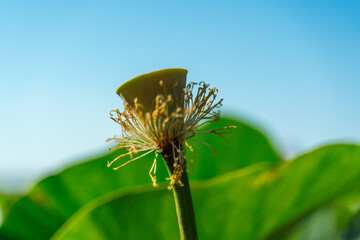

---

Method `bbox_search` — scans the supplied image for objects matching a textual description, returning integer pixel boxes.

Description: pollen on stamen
[107,79,235,189]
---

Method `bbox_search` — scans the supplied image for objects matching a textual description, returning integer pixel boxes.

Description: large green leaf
[51,164,269,240]
[0,117,280,239]
[50,144,360,240]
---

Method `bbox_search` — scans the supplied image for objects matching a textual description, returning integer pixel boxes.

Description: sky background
[0,1,359,191]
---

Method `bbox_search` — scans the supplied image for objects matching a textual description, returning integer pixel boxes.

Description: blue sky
[0,1,359,191]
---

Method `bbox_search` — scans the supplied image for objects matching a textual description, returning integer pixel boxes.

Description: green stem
[164,161,198,240]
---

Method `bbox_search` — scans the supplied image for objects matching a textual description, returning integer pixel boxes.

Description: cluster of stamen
[106,81,235,189]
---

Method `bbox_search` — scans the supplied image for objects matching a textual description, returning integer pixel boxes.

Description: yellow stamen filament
[188,138,217,157]
[111,150,154,170]
[149,152,159,187]
[107,81,236,189]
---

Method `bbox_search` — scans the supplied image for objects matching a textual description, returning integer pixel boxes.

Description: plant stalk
[163,155,198,240]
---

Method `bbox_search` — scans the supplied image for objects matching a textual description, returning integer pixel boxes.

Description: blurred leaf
[340,196,360,240]
[284,206,342,240]
[262,145,360,240]
[50,144,360,240]
[51,164,269,240]
[342,212,360,239]
[284,190,360,240]
[0,117,280,239]
[188,117,281,180]
[0,193,20,227]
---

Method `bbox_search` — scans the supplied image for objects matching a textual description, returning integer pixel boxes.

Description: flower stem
[164,159,198,240]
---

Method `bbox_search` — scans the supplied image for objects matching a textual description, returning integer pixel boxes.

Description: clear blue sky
[0,1,359,191]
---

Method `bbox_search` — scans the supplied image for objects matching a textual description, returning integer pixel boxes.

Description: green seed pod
[116,68,188,114]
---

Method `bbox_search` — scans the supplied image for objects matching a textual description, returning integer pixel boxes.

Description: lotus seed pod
[116,68,188,113]
[108,68,235,189]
